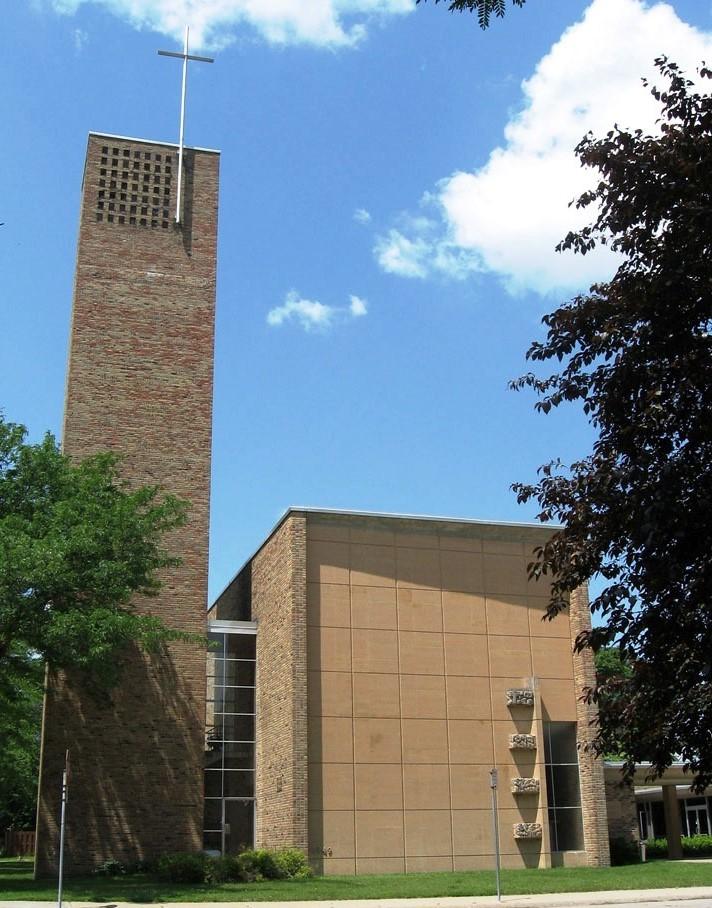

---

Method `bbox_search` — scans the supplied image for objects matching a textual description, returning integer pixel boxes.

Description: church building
[35,124,614,876]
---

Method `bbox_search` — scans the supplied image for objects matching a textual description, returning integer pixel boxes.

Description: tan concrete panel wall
[36,135,218,876]
[305,513,590,874]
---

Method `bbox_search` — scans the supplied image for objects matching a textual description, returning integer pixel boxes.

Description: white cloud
[267,289,368,331]
[375,210,481,280]
[73,28,89,51]
[375,0,712,297]
[349,294,368,316]
[354,208,372,224]
[375,228,429,278]
[45,0,414,49]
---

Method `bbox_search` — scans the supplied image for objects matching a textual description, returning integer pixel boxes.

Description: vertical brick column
[252,514,309,851]
[570,585,610,867]
[604,775,639,843]
[35,134,219,876]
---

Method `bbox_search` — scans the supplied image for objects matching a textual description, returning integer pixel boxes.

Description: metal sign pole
[490,767,502,902]
[57,750,69,908]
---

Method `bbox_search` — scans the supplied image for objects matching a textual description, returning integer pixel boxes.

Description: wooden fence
[4,829,35,857]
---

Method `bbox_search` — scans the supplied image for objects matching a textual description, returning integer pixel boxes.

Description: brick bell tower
[35,128,219,875]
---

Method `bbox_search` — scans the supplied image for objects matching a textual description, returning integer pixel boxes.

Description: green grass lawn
[1,858,711,903]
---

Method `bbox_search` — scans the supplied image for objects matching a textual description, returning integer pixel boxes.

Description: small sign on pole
[490,767,502,902]
[57,750,69,908]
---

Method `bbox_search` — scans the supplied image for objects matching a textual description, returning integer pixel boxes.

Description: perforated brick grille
[95,144,173,228]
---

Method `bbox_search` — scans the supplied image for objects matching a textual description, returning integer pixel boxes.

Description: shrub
[683,834,712,857]
[644,837,669,859]
[272,848,313,879]
[644,834,712,859]
[237,848,280,881]
[93,859,127,876]
[156,852,208,883]
[93,857,156,876]
[154,846,311,884]
[205,854,242,883]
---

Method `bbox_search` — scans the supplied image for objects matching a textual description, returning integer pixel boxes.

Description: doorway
[223,798,255,855]
[685,799,710,837]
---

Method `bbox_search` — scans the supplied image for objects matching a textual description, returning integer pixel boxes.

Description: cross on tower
[158,28,214,223]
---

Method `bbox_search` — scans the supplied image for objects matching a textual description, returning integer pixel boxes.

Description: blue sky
[2,0,710,601]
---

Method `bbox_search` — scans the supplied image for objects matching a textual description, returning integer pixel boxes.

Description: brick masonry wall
[605,776,639,842]
[251,514,309,851]
[35,134,219,876]
[569,585,611,867]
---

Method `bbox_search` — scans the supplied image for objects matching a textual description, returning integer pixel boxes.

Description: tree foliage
[416,0,526,29]
[593,646,632,762]
[0,415,194,828]
[0,415,190,695]
[511,59,712,789]
[0,662,42,833]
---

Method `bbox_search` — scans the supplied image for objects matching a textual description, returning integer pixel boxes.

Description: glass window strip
[204,628,259,852]
[544,722,584,851]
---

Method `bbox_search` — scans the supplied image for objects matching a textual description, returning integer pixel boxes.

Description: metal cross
[158,28,214,223]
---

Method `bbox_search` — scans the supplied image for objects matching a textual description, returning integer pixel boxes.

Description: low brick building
[206,508,611,872]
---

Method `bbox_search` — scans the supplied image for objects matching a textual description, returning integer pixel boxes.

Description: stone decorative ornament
[511,777,540,795]
[508,733,537,750]
[513,823,543,839]
[506,689,534,707]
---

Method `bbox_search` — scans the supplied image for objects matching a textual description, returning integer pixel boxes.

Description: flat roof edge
[211,506,561,607]
[89,131,220,154]
[289,505,562,533]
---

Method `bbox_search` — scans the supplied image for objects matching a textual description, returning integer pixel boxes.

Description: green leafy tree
[0,416,190,687]
[0,664,42,833]
[0,415,191,826]
[511,59,712,790]
[416,0,526,29]
[593,646,632,761]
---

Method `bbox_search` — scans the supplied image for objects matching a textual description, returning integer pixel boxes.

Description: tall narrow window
[204,625,256,854]
[544,722,584,851]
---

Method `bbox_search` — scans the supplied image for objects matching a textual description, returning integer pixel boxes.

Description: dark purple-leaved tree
[511,59,712,790]
[416,0,526,29]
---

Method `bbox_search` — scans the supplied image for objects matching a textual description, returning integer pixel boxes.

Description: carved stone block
[508,733,537,750]
[506,688,534,707]
[513,823,543,839]
[511,777,540,795]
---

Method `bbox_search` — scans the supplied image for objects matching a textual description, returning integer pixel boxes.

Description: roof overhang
[604,761,700,788]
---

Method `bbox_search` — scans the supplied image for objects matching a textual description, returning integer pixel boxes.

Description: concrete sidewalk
[3,889,712,908]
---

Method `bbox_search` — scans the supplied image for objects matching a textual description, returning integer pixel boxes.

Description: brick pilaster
[570,585,611,866]
[252,514,308,851]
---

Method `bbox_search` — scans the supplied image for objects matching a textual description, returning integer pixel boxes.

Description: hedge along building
[206,508,611,872]
[34,130,219,876]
